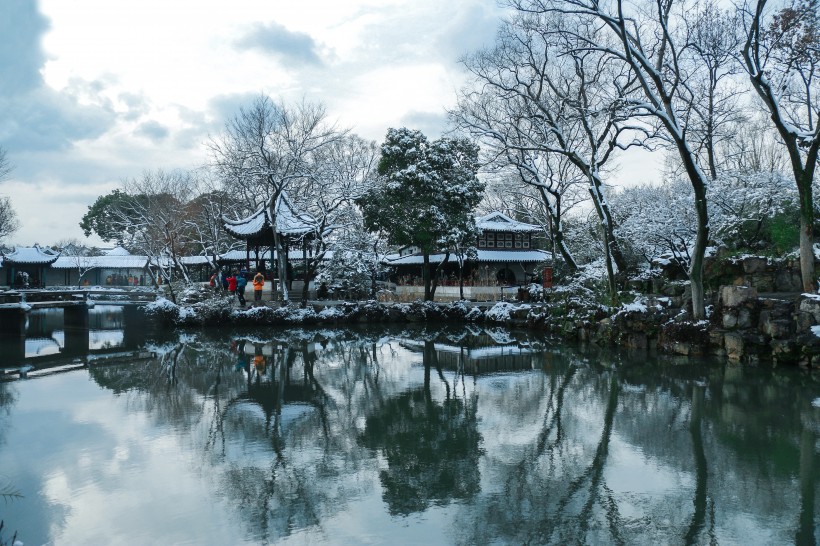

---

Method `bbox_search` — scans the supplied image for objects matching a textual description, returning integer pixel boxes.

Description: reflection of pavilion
[225,340,326,426]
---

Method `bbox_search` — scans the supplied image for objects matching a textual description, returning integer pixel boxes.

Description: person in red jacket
[227,272,237,299]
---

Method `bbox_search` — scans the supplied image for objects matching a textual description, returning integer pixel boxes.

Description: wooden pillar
[63,303,89,356]
[122,304,147,348]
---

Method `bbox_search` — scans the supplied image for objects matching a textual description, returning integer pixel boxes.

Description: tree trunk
[538,186,577,271]
[271,222,289,305]
[687,163,710,321]
[423,253,432,301]
[459,258,465,300]
[797,166,817,293]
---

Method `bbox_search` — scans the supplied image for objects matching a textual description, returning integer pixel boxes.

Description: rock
[724,332,744,362]
[376,290,397,302]
[742,256,768,274]
[722,310,738,329]
[720,285,758,308]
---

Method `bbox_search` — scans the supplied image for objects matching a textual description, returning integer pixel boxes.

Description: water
[0,313,818,545]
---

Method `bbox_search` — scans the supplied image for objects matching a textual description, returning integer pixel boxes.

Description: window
[478,239,486,248]
[505,240,512,248]
[505,233,513,241]
[515,240,522,249]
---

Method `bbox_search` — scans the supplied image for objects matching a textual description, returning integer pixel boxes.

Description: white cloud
[0,0,661,246]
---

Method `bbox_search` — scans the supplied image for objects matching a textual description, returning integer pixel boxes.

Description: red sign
[543,267,553,288]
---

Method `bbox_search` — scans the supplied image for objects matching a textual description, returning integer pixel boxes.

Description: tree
[184,175,246,277]
[455,12,645,299]
[741,0,820,292]
[292,134,380,306]
[0,147,10,183]
[209,96,343,304]
[54,239,99,287]
[0,197,19,243]
[0,148,18,242]
[80,189,135,242]
[357,128,484,301]
[515,0,720,319]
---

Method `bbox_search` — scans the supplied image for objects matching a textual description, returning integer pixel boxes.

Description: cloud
[0,2,115,153]
[135,120,169,142]
[0,0,49,95]
[235,22,323,66]
[398,110,450,140]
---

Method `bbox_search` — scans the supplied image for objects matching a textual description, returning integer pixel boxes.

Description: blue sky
[0,0,660,247]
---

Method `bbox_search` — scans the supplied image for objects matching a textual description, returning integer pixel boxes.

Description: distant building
[2,245,60,288]
[385,212,551,299]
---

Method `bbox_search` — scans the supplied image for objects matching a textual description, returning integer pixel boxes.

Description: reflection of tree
[360,341,482,516]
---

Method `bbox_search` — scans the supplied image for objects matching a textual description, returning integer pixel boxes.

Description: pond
[0,311,818,545]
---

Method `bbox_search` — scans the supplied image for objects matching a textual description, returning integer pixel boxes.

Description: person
[227,271,237,298]
[236,271,248,307]
[252,270,265,305]
[221,269,229,291]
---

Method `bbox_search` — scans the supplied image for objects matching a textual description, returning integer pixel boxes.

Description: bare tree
[114,170,198,302]
[0,147,10,183]
[0,197,19,243]
[0,148,18,242]
[456,12,645,298]
[185,172,246,276]
[209,96,344,304]
[741,0,820,292]
[290,135,380,306]
[511,0,720,319]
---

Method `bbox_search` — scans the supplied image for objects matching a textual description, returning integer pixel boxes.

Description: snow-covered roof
[223,193,317,239]
[179,255,213,266]
[476,212,541,233]
[385,249,552,265]
[106,246,131,256]
[218,249,328,262]
[51,255,149,269]
[3,246,60,265]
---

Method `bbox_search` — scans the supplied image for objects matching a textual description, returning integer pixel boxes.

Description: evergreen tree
[358,128,483,300]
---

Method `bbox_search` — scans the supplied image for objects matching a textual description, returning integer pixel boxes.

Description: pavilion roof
[51,255,149,269]
[223,193,317,239]
[476,212,541,233]
[3,246,60,265]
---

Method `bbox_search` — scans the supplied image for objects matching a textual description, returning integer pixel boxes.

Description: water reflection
[0,326,816,545]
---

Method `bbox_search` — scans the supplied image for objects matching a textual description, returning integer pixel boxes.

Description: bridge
[0,288,159,361]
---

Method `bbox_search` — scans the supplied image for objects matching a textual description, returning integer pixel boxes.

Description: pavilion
[222,193,318,283]
[3,245,60,288]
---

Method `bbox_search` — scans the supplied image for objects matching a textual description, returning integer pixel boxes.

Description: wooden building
[3,246,60,288]
[385,212,551,298]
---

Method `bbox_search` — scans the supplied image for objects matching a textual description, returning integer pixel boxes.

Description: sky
[0,0,662,248]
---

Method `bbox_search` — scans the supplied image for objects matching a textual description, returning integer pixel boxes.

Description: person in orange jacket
[252,270,265,305]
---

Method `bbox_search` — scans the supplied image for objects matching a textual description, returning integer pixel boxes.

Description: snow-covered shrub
[486,302,517,322]
[144,297,181,324]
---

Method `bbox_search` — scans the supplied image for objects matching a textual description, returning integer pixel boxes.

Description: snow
[811,325,820,338]
[52,255,149,269]
[387,249,552,265]
[4,245,59,264]
[621,301,648,313]
[812,398,820,409]
[486,302,518,322]
[223,191,316,238]
[475,211,542,233]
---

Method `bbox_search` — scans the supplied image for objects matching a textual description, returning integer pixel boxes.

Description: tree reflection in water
[70,327,818,545]
[360,341,482,515]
